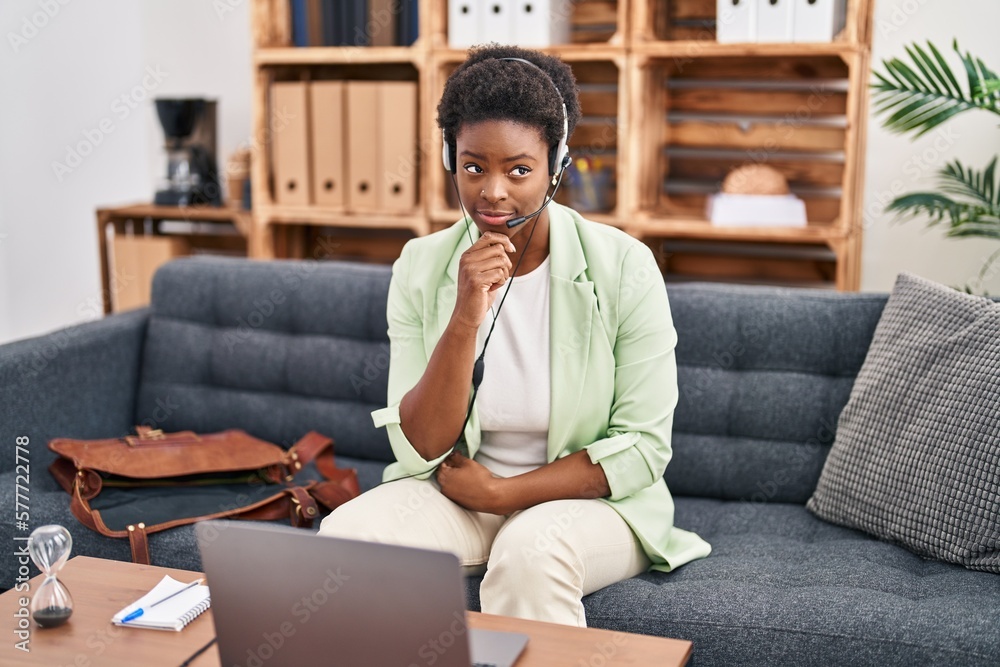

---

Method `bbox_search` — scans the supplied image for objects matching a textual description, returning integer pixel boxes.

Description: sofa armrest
[0,308,150,475]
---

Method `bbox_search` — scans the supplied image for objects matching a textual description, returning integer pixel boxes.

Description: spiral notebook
[112,575,211,631]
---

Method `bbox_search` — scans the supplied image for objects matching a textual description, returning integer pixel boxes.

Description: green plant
[872,40,1000,292]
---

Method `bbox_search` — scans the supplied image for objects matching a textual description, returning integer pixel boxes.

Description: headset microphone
[505,154,571,228]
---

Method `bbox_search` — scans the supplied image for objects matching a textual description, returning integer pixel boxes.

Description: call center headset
[442,56,573,229]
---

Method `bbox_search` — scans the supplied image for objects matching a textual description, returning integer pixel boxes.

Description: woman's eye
[512,166,531,176]
[463,164,483,174]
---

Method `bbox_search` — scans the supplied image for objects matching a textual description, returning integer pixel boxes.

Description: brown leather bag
[48,426,360,564]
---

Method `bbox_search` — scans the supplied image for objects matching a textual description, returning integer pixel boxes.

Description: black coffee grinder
[153,98,222,206]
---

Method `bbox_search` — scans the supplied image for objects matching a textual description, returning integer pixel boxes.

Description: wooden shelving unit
[95,204,254,313]
[249,0,873,289]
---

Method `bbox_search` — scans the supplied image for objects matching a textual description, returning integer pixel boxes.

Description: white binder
[716,0,757,44]
[448,0,483,47]
[756,0,794,42]
[480,0,516,45]
[514,0,572,47]
[792,0,846,43]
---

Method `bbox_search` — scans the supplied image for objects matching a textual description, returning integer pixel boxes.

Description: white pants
[317,478,650,627]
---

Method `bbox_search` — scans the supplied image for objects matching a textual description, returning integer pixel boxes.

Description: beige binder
[378,81,418,212]
[309,81,346,208]
[111,236,189,312]
[345,81,380,212]
[270,81,311,206]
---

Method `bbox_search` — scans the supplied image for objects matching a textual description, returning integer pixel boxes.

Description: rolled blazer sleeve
[370,244,452,480]
[584,243,678,501]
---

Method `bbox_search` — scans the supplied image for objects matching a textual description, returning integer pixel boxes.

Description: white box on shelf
[479,0,516,45]
[449,0,484,47]
[756,0,794,42]
[716,0,757,44]
[706,193,808,227]
[792,0,846,43]
[514,0,573,47]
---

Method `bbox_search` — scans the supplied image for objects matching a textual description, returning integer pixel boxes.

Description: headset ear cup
[549,142,569,177]
[442,140,457,174]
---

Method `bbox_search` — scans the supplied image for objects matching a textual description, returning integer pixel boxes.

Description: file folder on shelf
[369,0,397,47]
[449,0,483,48]
[309,81,346,208]
[378,82,418,212]
[400,0,419,45]
[290,0,309,47]
[111,237,190,312]
[307,0,324,46]
[756,0,794,42]
[792,0,846,42]
[716,0,757,43]
[345,81,381,212]
[515,0,572,47]
[270,81,311,206]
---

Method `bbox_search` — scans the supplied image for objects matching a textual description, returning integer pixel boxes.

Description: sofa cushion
[807,273,1000,572]
[601,498,1000,665]
[665,284,887,503]
[471,498,999,666]
[135,258,395,463]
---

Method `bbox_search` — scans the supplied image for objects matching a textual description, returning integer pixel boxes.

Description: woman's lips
[476,210,514,226]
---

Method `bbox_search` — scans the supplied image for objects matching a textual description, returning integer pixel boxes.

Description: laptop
[195,521,529,667]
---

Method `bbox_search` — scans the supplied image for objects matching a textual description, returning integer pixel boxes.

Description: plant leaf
[930,41,963,98]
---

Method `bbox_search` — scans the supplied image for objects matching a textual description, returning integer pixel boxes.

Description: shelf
[248,0,874,290]
[255,46,423,66]
[97,203,251,224]
[432,43,627,64]
[257,206,428,235]
[630,215,846,244]
[632,40,862,60]
[430,208,621,228]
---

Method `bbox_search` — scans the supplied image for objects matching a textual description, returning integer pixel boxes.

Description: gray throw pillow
[807,272,999,572]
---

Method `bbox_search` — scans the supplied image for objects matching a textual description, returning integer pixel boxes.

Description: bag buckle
[284,451,302,482]
[289,494,318,519]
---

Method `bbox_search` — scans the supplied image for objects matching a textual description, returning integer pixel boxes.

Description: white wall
[0,1,148,344]
[862,0,1000,293]
[0,0,251,345]
[0,1,997,345]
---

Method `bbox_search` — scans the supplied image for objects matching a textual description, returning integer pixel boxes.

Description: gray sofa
[1,256,997,665]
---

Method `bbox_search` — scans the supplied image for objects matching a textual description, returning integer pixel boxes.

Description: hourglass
[28,525,74,628]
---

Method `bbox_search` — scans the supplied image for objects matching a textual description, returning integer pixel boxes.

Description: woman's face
[454,119,552,240]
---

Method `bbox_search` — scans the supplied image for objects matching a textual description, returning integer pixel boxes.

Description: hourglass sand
[28,525,74,628]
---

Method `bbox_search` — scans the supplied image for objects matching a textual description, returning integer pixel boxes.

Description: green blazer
[372,202,711,572]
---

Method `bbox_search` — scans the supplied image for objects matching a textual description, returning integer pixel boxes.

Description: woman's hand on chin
[437,451,509,515]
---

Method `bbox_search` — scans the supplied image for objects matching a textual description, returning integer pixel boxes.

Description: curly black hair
[436,43,582,153]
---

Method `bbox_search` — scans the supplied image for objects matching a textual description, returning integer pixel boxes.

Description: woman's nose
[480,177,507,202]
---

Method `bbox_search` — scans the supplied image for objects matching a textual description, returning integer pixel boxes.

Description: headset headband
[442,56,571,178]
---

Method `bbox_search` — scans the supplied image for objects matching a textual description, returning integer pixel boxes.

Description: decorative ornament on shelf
[707,164,807,227]
[722,164,791,196]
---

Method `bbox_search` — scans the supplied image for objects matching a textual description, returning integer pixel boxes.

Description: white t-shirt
[473,255,551,478]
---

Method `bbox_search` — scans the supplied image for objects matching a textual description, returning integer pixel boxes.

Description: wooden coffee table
[1,556,691,666]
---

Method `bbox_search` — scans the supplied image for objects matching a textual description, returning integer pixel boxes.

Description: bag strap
[310,476,360,512]
[127,523,152,565]
[286,430,342,481]
[67,474,355,563]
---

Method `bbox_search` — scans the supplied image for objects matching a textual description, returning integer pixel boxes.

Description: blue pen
[122,578,204,623]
